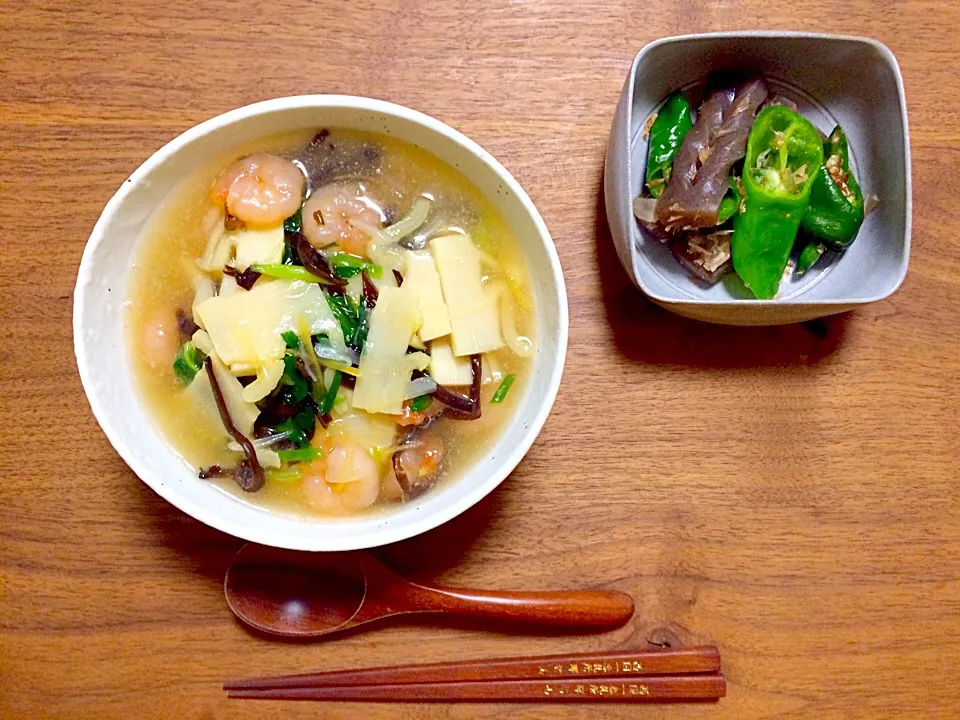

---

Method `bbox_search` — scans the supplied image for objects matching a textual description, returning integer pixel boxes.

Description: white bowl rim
[619,31,912,307]
[74,94,569,551]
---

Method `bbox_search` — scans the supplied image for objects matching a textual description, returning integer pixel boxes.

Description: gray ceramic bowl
[604,32,911,325]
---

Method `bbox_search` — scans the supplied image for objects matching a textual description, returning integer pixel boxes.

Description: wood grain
[1,1,959,718]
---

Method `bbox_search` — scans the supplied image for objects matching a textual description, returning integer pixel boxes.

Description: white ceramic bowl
[605,32,911,325]
[74,96,568,551]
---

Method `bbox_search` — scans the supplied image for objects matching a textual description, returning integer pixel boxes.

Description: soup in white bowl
[74,96,567,550]
[129,126,536,517]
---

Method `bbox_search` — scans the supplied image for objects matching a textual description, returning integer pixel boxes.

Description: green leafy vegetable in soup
[173,341,205,385]
[128,127,535,517]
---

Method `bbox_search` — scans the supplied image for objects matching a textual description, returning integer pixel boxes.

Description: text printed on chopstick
[537,660,644,675]
[543,683,651,697]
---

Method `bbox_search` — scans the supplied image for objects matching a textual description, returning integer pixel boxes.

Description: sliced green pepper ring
[745,106,825,198]
[732,105,825,299]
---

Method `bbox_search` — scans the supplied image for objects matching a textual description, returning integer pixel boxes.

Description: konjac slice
[655,76,769,230]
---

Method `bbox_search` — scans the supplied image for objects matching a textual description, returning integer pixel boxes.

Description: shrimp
[302,439,380,514]
[210,154,305,228]
[392,435,445,497]
[380,466,404,502]
[141,310,179,375]
[302,182,384,256]
[395,399,443,427]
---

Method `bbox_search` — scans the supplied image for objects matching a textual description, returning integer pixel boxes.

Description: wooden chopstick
[227,674,726,702]
[224,646,720,691]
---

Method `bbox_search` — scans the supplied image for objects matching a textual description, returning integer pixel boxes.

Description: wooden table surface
[3,1,959,718]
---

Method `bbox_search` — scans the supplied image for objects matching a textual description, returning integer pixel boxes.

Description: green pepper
[796,241,825,276]
[732,106,824,299]
[799,125,864,249]
[645,92,693,198]
[717,175,744,224]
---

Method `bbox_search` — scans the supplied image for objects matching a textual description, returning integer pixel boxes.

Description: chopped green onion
[409,395,432,412]
[490,374,517,404]
[330,253,383,279]
[318,370,342,415]
[281,330,300,350]
[172,341,206,386]
[251,263,322,283]
[331,265,361,279]
[277,447,323,463]
[266,467,304,483]
[283,208,302,233]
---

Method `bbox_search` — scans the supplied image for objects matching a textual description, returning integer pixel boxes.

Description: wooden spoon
[225,543,635,638]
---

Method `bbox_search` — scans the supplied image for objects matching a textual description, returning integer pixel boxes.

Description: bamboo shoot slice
[403,251,451,341]
[352,286,426,415]
[196,278,347,371]
[428,336,473,385]
[233,225,285,271]
[429,233,504,356]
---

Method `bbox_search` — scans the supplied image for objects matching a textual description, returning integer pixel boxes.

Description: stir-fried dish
[634,73,868,299]
[129,129,535,516]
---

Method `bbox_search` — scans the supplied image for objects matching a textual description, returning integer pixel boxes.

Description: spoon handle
[410,585,635,629]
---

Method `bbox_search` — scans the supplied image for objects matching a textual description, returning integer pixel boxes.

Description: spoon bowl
[225,543,635,639]
[226,548,369,636]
